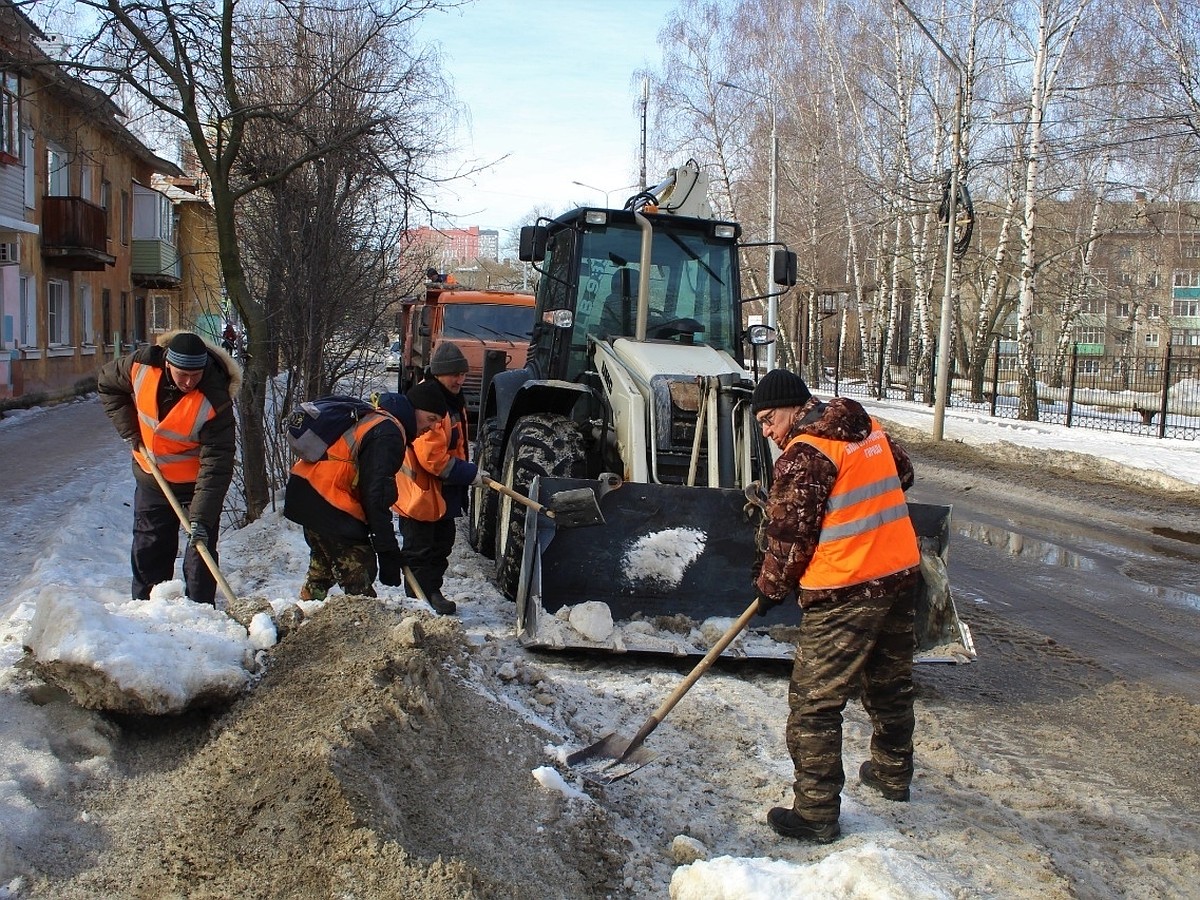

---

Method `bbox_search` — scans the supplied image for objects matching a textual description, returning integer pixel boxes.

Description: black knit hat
[429,342,469,375]
[406,378,450,417]
[165,332,209,370]
[375,392,418,445]
[752,369,812,413]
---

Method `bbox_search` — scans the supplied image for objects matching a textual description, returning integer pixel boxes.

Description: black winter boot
[427,590,457,615]
[859,760,910,801]
[766,807,841,843]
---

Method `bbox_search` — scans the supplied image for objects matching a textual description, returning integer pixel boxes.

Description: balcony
[132,238,181,288]
[41,196,115,271]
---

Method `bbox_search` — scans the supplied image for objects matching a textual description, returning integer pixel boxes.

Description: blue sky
[415,0,681,233]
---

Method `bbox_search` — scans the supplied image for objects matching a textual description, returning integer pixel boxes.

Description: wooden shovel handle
[141,450,239,607]
[481,475,556,518]
[620,599,761,759]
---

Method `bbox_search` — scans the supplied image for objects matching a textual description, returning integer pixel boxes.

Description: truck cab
[396,281,536,416]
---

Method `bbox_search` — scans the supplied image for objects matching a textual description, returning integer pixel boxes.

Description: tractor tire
[495,413,587,601]
[467,415,505,559]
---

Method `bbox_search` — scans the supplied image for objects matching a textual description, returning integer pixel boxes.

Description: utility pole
[640,76,649,192]
[718,80,779,370]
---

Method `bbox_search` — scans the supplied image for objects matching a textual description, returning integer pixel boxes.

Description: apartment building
[0,2,217,401]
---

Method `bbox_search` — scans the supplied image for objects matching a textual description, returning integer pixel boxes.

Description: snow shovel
[142,450,239,608]
[566,597,761,784]
[480,474,606,528]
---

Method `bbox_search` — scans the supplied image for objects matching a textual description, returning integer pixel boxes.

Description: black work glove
[377,551,406,587]
[188,521,210,548]
[755,591,784,617]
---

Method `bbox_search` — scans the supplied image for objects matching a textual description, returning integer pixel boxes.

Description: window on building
[1080,296,1106,314]
[1145,332,1160,347]
[1173,270,1200,288]
[18,275,36,346]
[149,294,171,332]
[47,144,69,196]
[1148,303,1161,318]
[23,130,34,208]
[1074,326,1104,345]
[1174,298,1200,317]
[0,70,18,159]
[1118,247,1133,260]
[1171,329,1200,346]
[1080,359,1100,374]
[47,280,71,345]
[1117,302,1131,317]
[1147,272,1161,288]
[1144,359,1160,376]
[80,162,97,203]
[120,190,130,244]
[1119,272,1133,286]
[78,283,94,344]
[101,289,112,346]
[1184,244,1200,259]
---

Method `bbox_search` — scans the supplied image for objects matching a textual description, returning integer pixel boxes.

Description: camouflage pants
[785,568,918,823]
[300,528,377,600]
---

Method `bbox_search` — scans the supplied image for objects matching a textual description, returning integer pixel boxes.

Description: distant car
[386,340,402,371]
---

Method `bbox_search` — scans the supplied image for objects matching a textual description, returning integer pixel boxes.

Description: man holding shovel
[751,368,921,844]
[392,344,487,616]
[98,330,240,606]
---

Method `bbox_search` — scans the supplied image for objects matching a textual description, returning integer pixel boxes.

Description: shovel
[566,597,761,784]
[480,474,607,528]
[142,450,239,608]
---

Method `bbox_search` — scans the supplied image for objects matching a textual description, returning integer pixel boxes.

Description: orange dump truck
[395,281,536,416]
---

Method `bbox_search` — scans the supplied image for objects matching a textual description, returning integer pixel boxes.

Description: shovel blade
[545,487,606,528]
[565,732,658,785]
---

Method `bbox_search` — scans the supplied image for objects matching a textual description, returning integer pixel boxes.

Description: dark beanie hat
[375,392,418,445]
[429,342,469,375]
[752,369,812,413]
[166,332,209,370]
[406,378,450,418]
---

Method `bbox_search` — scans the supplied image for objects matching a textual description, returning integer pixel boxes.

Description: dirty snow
[0,394,1198,897]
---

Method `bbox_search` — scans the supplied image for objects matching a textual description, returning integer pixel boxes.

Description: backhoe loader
[469,160,973,662]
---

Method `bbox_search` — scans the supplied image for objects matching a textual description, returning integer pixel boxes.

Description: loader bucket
[514,477,974,663]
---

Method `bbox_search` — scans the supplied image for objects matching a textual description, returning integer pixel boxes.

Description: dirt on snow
[13,428,1200,899]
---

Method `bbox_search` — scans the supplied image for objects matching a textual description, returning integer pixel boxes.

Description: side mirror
[519,225,549,262]
[773,249,797,286]
[745,323,777,346]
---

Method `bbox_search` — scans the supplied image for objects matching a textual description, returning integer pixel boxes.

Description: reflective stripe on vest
[130,362,215,482]
[290,412,395,523]
[788,420,920,589]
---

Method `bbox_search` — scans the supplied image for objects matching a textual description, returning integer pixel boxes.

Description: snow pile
[669,842,957,899]
[24,580,267,715]
[622,527,707,587]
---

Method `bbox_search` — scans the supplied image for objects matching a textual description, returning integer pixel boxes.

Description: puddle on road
[957,520,1100,571]
[957,520,1200,611]
[1151,526,1200,545]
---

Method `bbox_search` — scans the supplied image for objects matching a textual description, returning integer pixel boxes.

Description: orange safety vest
[291,411,396,523]
[131,362,215,483]
[393,409,465,522]
[788,419,920,590]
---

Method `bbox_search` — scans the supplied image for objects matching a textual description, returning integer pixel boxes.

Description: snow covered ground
[0,395,1197,897]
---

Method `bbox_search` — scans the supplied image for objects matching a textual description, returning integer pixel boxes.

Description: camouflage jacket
[756,396,915,607]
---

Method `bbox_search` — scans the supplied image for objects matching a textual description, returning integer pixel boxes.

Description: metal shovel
[480,474,608,528]
[566,597,761,784]
[142,450,239,607]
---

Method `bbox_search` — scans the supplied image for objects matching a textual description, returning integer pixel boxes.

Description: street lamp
[895,0,963,441]
[719,80,779,369]
[571,180,638,210]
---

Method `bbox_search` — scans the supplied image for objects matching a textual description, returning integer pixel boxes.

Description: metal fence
[812,340,1200,441]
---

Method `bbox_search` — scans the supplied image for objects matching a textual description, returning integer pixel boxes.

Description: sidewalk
[858,395,1200,491]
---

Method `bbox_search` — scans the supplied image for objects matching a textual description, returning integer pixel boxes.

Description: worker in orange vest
[392,344,487,616]
[751,368,921,844]
[283,389,445,601]
[98,330,240,605]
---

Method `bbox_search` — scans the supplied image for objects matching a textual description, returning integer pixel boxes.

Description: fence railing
[813,341,1199,441]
